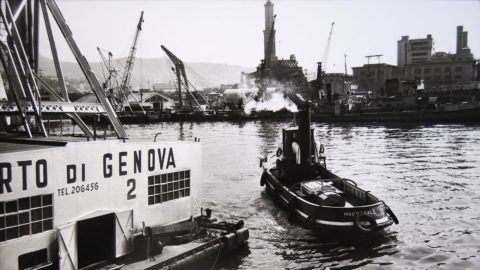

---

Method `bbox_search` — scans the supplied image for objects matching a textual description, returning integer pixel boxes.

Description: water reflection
[256,120,282,156]
[125,121,480,270]
[178,122,185,141]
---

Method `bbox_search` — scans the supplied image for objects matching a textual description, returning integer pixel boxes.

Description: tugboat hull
[262,170,396,233]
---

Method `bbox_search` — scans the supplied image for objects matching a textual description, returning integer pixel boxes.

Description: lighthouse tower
[264,0,277,63]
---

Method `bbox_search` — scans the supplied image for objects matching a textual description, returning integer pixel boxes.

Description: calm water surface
[126,121,480,270]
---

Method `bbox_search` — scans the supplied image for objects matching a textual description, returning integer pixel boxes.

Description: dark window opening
[0,195,54,243]
[148,170,191,205]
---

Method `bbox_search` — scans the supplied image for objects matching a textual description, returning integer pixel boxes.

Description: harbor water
[126,121,480,270]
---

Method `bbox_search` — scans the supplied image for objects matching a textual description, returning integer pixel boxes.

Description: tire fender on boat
[307,216,316,229]
[354,214,377,232]
[260,172,268,186]
[286,200,296,222]
[386,207,399,224]
[276,147,283,157]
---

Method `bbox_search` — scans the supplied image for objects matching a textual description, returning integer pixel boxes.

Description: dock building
[323,73,353,97]
[352,26,478,96]
[352,64,399,97]
[398,26,477,90]
[397,34,433,66]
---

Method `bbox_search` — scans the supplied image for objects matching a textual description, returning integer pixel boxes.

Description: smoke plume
[244,92,298,114]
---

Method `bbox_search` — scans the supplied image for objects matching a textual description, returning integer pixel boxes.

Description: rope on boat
[209,240,223,270]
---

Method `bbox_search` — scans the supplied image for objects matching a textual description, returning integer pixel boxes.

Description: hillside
[38,56,254,89]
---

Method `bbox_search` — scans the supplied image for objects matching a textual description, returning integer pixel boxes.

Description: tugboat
[259,95,398,233]
[0,1,247,269]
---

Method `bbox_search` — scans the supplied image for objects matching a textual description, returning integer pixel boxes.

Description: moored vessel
[0,1,248,269]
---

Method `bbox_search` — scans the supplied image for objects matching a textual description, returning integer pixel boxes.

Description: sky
[41,0,480,77]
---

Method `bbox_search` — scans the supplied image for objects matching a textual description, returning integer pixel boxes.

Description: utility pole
[344,53,348,95]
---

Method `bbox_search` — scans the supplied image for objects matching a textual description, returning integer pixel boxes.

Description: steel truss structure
[0,0,127,138]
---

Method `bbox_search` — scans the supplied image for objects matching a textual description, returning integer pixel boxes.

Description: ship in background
[0,1,248,270]
[315,24,480,122]
[238,0,480,123]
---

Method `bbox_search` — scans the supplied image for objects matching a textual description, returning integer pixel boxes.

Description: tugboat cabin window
[148,170,191,205]
[0,194,53,242]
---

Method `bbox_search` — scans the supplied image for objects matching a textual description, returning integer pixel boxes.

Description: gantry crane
[161,45,208,112]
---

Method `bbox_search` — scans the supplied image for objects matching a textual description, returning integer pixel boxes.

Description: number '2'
[127,178,136,200]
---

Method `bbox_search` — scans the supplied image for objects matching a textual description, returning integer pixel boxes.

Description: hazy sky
[42,0,480,77]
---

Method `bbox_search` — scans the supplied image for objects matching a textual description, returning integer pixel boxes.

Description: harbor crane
[97,47,121,92]
[97,11,145,113]
[97,47,135,111]
[97,47,119,106]
[97,47,117,86]
[161,45,208,112]
[321,22,334,72]
[120,11,144,107]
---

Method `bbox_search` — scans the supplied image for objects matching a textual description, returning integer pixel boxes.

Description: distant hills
[38,55,254,89]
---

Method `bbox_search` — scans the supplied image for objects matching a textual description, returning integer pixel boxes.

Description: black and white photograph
[0,0,479,269]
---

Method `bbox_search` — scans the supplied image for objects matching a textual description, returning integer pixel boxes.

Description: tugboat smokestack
[297,97,311,168]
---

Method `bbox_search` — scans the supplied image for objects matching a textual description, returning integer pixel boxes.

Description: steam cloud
[244,92,298,114]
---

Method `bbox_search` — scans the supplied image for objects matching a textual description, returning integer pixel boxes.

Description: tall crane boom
[97,47,117,89]
[97,47,130,111]
[161,45,189,110]
[321,22,334,72]
[161,45,207,112]
[120,11,144,97]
